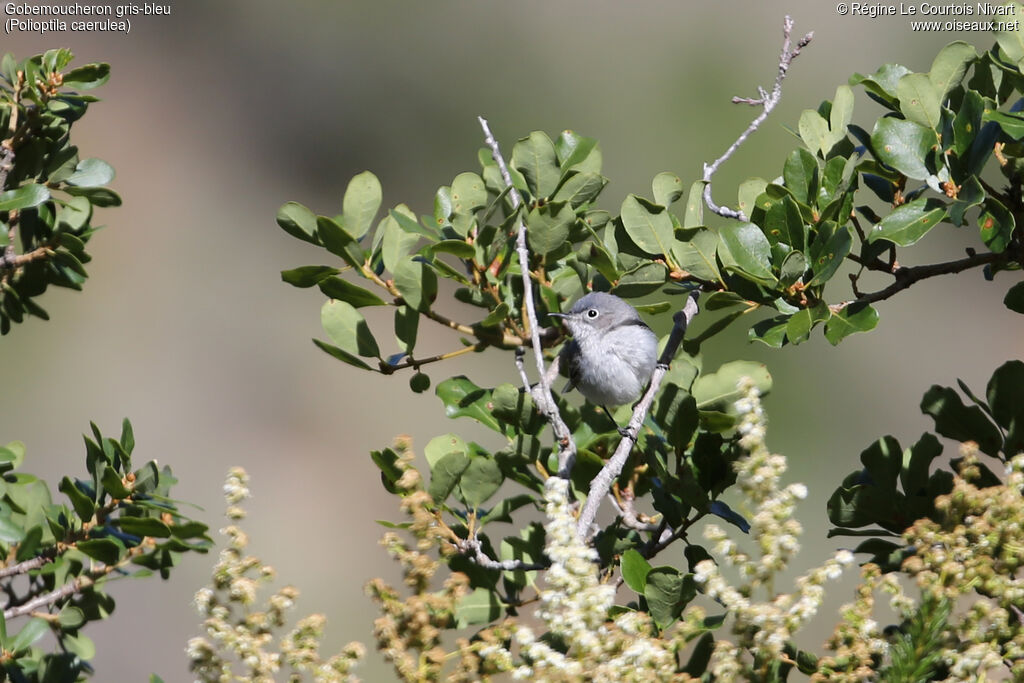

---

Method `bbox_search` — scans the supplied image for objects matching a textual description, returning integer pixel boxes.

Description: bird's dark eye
[586,309,599,318]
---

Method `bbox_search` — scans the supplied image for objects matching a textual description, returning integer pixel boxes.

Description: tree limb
[478,116,578,478]
[702,16,813,221]
[837,250,1006,309]
[577,290,700,541]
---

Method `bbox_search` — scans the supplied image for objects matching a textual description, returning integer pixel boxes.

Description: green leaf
[785,302,830,345]
[986,360,1024,454]
[620,194,674,256]
[652,172,684,207]
[868,198,946,247]
[117,516,172,538]
[737,178,766,221]
[896,73,942,130]
[552,171,606,208]
[555,130,601,174]
[451,172,487,216]
[953,91,985,157]
[65,158,114,187]
[342,171,382,240]
[783,148,818,205]
[996,8,1024,62]
[929,41,976,97]
[57,606,85,630]
[393,257,437,312]
[829,84,855,148]
[317,216,365,268]
[458,457,503,507]
[436,376,503,432]
[685,180,709,228]
[62,63,110,89]
[454,588,502,627]
[59,477,95,520]
[101,467,130,498]
[921,385,1001,457]
[0,183,49,212]
[281,266,339,288]
[670,228,721,283]
[871,117,937,180]
[526,202,574,257]
[381,206,421,272]
[317,277,387,307]
[428,240,475,259]
[978,197,1015,253]
[77,538,123,565]
[479,302,509,328]
[0,441,25,469]
[312,339,371,370]
[427,451,470,502]
[807,221,852,285]
[692,360,771,410]
[798,109,830,157]
[825,303,879,345]
[8,618,47,653]
[982,109,1024,140]
[644,568,695,629]
[276,202,318,244]
[63,632,96,660]
[480,494,536,524]
[321,300,380,358]
[620,549,652,593]
[717,223,776,285]
[851,63,912,106]
[1003,281,1024,314]
[763,195,807,251]
[0,515,24,544]
[394,305,418,353]
[512,132,560,199]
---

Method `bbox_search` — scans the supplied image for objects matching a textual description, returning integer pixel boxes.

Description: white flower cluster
[694,378,856,672]
[489,477,678,681]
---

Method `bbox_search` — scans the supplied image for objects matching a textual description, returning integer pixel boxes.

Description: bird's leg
[602,405,631,438]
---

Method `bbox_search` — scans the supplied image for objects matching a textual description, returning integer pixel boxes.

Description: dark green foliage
[828,361,1023,569]
[0,420,210,679]
[279,33,1024,679]
[0,49,120,334]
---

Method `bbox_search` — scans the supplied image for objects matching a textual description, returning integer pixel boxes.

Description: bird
[549,292,659,424]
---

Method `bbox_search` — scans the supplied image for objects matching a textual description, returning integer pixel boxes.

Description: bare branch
[0,554,51,580]
[478,116,578,477]
[702,16,813,221]
[577,290,700,541]
[836,251,1005,310]
[456,536,546,572]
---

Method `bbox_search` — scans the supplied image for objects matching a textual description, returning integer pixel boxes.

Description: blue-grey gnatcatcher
[550,292,659,412]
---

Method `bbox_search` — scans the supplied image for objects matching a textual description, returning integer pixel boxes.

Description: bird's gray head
[551,292,643,339]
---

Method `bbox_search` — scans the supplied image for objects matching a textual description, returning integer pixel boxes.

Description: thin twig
[378,341,487,374]
[0,554,51,580]
[702,16,813,221]
[478,116,578,477]
[456,537,547,572]
[577,290,700,541]
[611,489,660,533]
[837,251,1005,309]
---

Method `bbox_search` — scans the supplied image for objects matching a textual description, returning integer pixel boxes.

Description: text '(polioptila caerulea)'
[550,292,659,411]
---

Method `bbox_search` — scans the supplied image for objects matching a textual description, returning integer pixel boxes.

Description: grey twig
[457,536,546,572]
[611,490,660,533]
[702,15,813,221]
[0,554,51,579]
[478,116,578,477]
[4,572,98,620]
[577,290,700,540]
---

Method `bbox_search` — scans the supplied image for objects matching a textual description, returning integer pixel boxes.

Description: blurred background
[3,1,1021,679]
